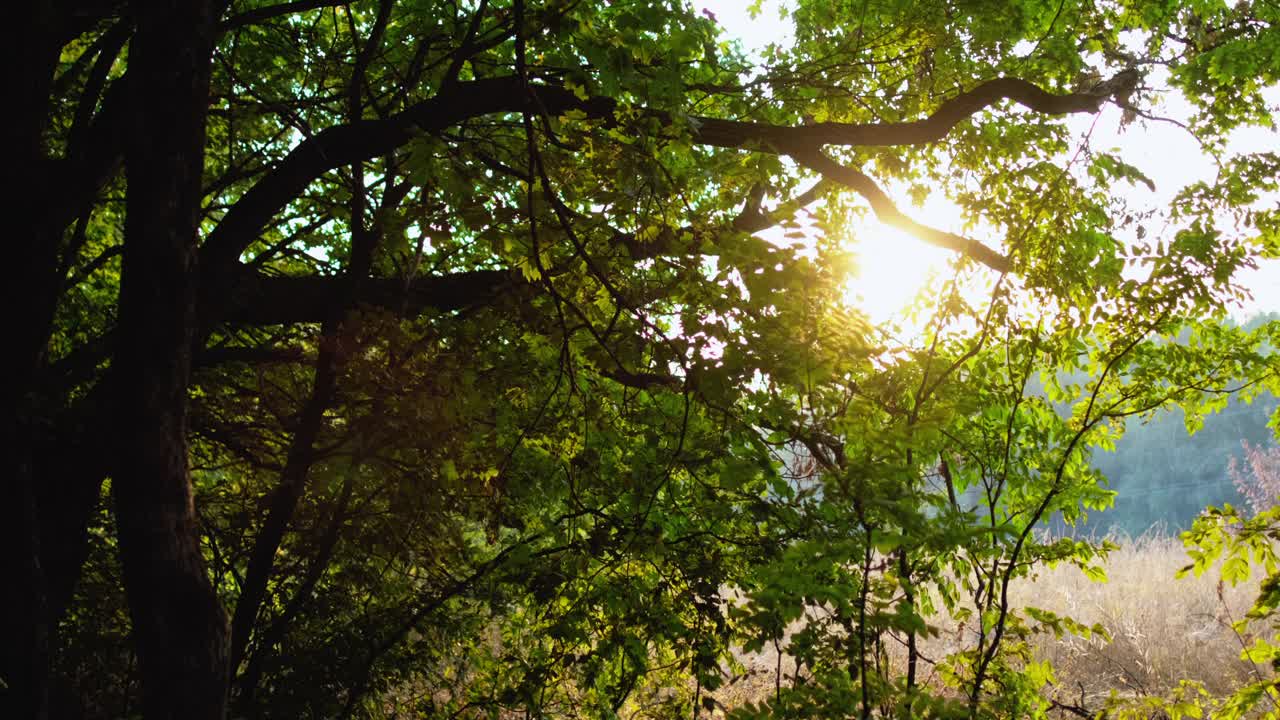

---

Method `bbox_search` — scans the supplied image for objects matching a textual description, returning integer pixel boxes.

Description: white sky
[699,0,1280,326]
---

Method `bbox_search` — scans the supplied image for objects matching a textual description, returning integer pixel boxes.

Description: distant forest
[1058,313,1280,536]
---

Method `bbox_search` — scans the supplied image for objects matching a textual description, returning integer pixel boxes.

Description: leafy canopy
[41,0,1280,717]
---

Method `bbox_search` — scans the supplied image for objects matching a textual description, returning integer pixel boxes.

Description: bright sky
[700,0,1280,327]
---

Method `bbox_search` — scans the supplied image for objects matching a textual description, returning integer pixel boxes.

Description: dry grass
[1011,533,1264,707]
[715,533,1276,715]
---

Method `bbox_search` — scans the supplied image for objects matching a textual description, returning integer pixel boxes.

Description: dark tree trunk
[38,388,118,626]
[0,457,50,720]
[112,1,229,718]
[1,4,66,717]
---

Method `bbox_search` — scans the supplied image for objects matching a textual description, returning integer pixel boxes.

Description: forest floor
[711,534,1274,717]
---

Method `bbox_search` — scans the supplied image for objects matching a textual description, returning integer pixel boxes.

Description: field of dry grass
[1011,534,1264,710]
[714,533,1276,716]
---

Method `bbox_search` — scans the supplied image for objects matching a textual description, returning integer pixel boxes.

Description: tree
[8,0,1280,718]
[112,2,230,718]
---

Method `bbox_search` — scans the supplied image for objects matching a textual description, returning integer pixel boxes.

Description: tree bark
[1,4,65,716]
[112,1,229,718]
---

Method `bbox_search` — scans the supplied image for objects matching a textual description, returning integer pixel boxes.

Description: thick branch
[788,148,1011,273]
[202,76,520,272]
[219,0,348,31]
[224,268,518,324]
[687,75,1125,150]
[202,73,1131,275]
[49,76,130,233]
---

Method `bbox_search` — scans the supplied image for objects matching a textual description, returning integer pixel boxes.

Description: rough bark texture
[112,1,230,718]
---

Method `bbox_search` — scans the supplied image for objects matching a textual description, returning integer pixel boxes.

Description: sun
[840,196,970,328]
[749,191,980,338]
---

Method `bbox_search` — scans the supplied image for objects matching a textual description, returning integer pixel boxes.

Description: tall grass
[1007,532,1264,709]
[717,532,1275,716]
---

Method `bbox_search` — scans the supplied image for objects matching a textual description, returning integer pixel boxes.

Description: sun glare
[751,191,990,342]
[841,196,973,328]
[843,222,956,327]
[706,0,1280,327]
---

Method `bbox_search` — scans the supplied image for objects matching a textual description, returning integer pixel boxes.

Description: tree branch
[202,72,1135,279]
[788,147,1010,272]
[219,0,348,31]
[688,74,1131,149]
[49,75,130,233]
[200,76,540,273]
[223,267,519,324]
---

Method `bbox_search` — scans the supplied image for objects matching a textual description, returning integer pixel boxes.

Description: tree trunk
[112,1,229,718]
[1,4,64,716]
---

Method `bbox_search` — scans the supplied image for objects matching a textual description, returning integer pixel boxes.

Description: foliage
[12,0,1280,718]
[1041,315,1280,536]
